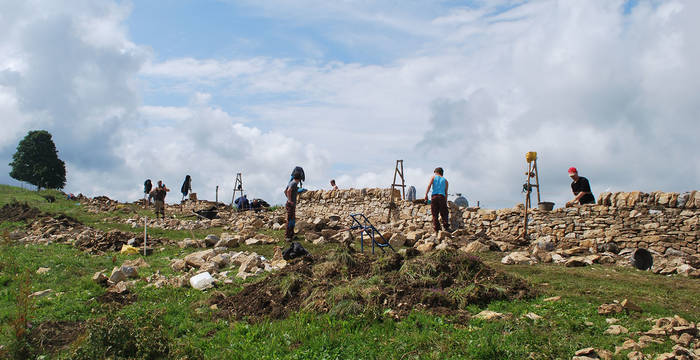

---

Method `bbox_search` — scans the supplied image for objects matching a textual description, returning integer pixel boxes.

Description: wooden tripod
[387,160,406,222]
[231,173,244,207]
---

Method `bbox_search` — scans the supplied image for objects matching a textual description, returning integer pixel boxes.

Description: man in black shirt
[566,167,595,206]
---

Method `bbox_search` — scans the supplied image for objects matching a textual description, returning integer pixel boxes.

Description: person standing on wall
[566,167,595,206]
[424,167,450,233]
[285,168,303,241]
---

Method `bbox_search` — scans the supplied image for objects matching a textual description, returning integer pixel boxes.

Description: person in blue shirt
[285,172,302,241]
[424,167,450,233]
[234,194,250,210]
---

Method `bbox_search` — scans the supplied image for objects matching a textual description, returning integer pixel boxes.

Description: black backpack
[282,242,309,260]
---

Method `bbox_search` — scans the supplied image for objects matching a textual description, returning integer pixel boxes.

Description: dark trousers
[430,194,449,232]
[285,201,296,239]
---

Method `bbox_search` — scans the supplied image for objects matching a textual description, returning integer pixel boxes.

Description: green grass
[1,184,699,359]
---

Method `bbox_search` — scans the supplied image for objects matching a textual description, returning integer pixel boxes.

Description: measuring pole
[143,216,148,256]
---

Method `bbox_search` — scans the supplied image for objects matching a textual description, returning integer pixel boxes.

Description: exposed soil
[50,213,82,228]
[210,250,536,322]
[97,289,138,307]
[29,321,85,354]
[0,201,42,222]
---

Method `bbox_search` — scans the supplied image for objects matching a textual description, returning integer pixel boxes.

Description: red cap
[568,167,578,175]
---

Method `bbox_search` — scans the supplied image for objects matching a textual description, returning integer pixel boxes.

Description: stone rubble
[575,314,700,360]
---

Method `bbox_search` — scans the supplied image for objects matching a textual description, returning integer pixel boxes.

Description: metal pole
[144,216,147,256]
[216,185,219,203]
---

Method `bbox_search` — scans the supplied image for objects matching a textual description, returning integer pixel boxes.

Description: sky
[0,0,698,208]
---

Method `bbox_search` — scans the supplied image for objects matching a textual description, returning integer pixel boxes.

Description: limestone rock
[109,267,127,284]
[621,298,643,312]
[184,249,216,268]
[239,255,262,273]
[107,282,128,294]
[92,271,108,286]
[461,240,490,254]
[119,265,139,279]
[170,259,187,272]
[123,258,150,268]
[179,238,199,249]
[524,312,542,321]
[29,289,53,298]
[626,351,645,360]
[565,256,589,267]
[474,310,507,321]
[204,234,220,247]
[389,233,406,248]
[313,236,327,245]
[598,303,623,315]
[604,324,629,335]
[416,242,435,253]
[501,252,534,265]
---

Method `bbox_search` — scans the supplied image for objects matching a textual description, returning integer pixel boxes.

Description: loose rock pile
[498,242,700,278]
[169,247,287,284]
[574,314,700,360]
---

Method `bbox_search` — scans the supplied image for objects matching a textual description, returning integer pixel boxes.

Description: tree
[9,130,66,190]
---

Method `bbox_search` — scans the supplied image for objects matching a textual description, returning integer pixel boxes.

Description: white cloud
[1,0,699,211]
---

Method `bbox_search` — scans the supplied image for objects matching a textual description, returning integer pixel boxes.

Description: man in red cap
[566,167,595,206]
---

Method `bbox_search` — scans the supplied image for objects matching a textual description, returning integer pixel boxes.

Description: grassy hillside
[0,184,698,359]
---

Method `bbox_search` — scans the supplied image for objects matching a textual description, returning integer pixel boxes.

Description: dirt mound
[210,250,535,322]
[97,289,138,307]
[51,213,82,227]
[29,321,85,354]
[0,201,42,222]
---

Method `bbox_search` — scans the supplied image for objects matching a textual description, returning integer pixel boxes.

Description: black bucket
[631,248,653,270]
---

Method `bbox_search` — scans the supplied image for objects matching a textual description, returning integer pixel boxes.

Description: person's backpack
[282,242,309,260]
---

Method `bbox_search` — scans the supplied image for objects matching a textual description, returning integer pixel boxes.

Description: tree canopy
[9,130,67,190]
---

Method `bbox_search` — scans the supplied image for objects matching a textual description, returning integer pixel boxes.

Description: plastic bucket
[526,151,537,163]
[538,202,554,211]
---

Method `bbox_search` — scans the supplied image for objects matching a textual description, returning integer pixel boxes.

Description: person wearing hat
[566,167,595,206]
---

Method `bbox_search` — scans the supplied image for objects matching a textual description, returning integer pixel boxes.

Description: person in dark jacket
[234,195,249,210]
[144,179,153,205]
[181,175,192,201]
[566,167,595,206]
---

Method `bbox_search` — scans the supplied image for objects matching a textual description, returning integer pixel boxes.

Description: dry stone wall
[297,189,700,256]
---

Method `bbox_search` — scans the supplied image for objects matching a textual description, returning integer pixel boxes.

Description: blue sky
[0,0,698,208]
